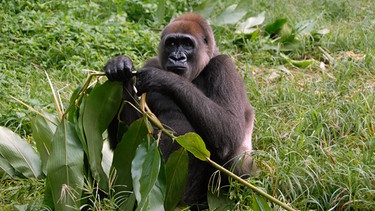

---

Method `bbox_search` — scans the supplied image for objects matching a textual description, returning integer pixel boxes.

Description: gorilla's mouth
[167,66,186,75]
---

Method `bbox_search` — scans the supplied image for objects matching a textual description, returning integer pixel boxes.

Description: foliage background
[1,0,374,210]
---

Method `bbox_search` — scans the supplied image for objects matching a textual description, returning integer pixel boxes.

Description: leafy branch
[2,70,296,210]
[114,75,297,211]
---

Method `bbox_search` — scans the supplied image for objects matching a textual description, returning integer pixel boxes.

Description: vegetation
[1,0,374,210]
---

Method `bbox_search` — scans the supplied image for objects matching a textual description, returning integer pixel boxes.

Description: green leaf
[236,12,265,34]
[43,177,55,210]
[132,141,165,211]
[265,18,287,36]
[31,113,58,174]
[119,192,136,211]
[101,141,113,178]
[280,53,315,68]
[0,155,15,178]
[279,23,295,43]
[83,80,122,132]
[213,5,246,26]
[175,132,210,161]
[82,81,122,190]
[67,87,88,154]
[213,0,250,25]
[193,0,218,19]
[46,119,84,210]
[66,85,83,124]
[0,126,42,179]
[156,0,166,24]
[252,194,272,211]
[111,119,148,193]
[75,96,88,153]
[295,19,316,35]
[207,191,235,211]
[164,148,188,211]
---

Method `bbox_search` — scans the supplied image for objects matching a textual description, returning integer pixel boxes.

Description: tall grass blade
[44,71,63,118]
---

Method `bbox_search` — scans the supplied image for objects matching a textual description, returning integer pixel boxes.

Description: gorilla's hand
[104,55,135,81]
[136,68,176,95]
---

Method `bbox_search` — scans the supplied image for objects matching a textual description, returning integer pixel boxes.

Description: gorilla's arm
[136,55,252,163]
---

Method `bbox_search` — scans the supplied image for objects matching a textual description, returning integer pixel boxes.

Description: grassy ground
[1,0,374,210]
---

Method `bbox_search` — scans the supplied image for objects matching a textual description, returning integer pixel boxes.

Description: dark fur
[104,13,255,207]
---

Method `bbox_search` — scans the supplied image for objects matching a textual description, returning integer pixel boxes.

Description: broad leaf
[132,141,165,211]
[213,0,250,25]
[119,192,136,211]
[66,85,88,153]
[295,19,316,35]
[265,18,287,36]
[175,132,210,161]
[194,0,218,19]
[0,126,42,179]
[164,148,188,211]
[66,85,84,124]
[236,12,265,34]
[31,113,58,174]
[82,81,122,190]
[0,155,15,178]
[111,119,148,193]
[43,177,55,210]
[101,141,113,178]
[46,119,84,210]
[213,5,246,26]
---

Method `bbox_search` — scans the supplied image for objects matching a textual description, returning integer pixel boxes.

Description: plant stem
[206,158,297,211]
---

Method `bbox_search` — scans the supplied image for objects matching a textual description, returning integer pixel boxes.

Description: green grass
[1,0,374,210]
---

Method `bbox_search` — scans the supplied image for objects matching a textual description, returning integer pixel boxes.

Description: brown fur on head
[164,13,218,58]
[158,13,219,80]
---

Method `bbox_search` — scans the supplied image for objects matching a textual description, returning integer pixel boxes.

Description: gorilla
[104,13,255,207]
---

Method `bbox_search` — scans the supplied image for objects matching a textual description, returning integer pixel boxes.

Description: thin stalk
[206,157,297,211]
[45,71,63,119]
[10,96,58,126]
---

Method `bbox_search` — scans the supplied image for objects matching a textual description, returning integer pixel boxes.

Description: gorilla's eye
[165,38,176,47]
[182,38,194,49]
[204,38,208,45]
